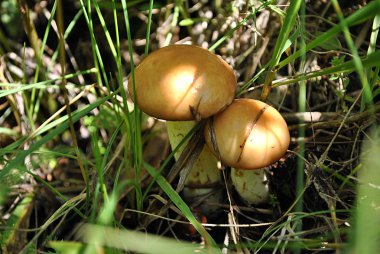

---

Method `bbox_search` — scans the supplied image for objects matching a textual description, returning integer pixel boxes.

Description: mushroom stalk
[166,121,222,213]
[231,168,269,205]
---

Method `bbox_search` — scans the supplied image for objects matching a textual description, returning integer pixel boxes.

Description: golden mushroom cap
[205,99,290,169]
[128,44,236,121]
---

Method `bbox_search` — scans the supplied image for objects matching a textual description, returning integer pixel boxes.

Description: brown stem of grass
[57,0,87,185]
[260,69,276,102]
[16,0,45,80]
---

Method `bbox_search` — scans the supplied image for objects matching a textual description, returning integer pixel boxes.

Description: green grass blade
[33,0,57,83]
[77,0,108,86]
[143,162,221,253]
[92,0,117,59]
[29,1,57,125]
[49,241,84,254]
[350,127,380,252]
[90,128,109,203]
[97,185,123,225]
[49,8,84,73]
[209,1,269,51]
[367,14,380,55]
[366,14,380,106]
[0,69,96,98]
[256,209,350,252]
[278,0,380,69]
[331,0,373,110]
[145,0,154,56]
[0,91,115,179]
[76,224,217,254]
[0,193,34,253]
[141,121,201,201]
[268,0,302,69]
[21,193,86,252]
[294,3,307,253]
[273,50,380,88]
[120,0,144,211]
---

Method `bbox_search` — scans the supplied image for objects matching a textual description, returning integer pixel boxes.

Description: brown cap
[205,99,290,169]
[128,44,236,121]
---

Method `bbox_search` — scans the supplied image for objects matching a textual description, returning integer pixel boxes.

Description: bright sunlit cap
[128,44,237,121]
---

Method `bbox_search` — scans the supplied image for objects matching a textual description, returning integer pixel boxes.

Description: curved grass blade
[143,161,221,253]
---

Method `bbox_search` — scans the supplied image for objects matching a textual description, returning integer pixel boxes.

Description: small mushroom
[205,99,290,205]
[128,44,237,212]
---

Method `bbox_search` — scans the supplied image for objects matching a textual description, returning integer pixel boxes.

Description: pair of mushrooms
[128,45,290,209]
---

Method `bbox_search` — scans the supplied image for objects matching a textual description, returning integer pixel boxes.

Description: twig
[288,103,380,131]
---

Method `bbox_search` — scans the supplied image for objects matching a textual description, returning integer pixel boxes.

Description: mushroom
[204,99,290,205]
[128,44,237,212]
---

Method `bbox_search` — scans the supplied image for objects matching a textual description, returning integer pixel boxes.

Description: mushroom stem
[166,121,222,213]
[231,168,269,205]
